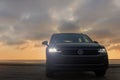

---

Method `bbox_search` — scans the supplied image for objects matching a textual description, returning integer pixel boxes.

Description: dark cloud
[58,20,80,32]
[0,35,25,45]
[74,0,116,27]
[0,0,119,50]
[86,27,116,40]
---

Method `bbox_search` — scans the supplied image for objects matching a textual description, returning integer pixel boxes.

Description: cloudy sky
[0,0,120,60]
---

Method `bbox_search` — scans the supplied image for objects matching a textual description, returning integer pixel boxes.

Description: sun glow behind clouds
[0,40,45,60]
[49,0,82,23]
[50,8,76,22]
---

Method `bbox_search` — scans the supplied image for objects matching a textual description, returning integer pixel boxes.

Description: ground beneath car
[0,64,119,80]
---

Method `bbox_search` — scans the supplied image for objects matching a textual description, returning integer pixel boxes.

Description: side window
[82,35,92,43]
[84,38,90,42]
[78,38,82,42]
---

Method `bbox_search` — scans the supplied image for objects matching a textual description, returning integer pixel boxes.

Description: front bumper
[46,53,108,71]
[51,64,107,71]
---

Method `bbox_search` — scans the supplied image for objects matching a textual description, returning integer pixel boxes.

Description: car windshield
[50,34,93,43]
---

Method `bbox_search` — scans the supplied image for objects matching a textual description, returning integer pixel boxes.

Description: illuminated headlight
[98,48,106,53]
[48,48,61,53]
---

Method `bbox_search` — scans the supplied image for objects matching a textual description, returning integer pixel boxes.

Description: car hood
[49,43,104,48]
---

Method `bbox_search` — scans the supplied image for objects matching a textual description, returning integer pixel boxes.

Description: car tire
[94,70,106,77]
[46,68,54,77]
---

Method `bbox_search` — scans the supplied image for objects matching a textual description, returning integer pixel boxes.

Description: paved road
[0,64,119,80]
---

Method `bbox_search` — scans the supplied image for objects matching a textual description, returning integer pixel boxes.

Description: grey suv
[42,33,108,77]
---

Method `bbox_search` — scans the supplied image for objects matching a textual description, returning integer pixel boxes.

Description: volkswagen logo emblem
[77,49,83,55]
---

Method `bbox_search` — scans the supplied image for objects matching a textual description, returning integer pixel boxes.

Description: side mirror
[42,41,48,46]
[93,41,99,43]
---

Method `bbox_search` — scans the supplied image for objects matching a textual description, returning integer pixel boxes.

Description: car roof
[52,33,85,36]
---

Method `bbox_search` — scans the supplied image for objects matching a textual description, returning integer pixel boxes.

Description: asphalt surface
[0,64,119,80]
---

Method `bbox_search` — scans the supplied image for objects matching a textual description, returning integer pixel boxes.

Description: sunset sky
[0,0,120,60]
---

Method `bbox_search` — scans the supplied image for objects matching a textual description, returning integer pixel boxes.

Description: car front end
[46,43,108,72]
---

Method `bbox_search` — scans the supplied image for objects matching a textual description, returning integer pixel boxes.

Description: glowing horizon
[0,40,119,60]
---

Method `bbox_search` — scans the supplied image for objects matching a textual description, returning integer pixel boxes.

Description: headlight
[98,48,106,53]
[48,48,61,53]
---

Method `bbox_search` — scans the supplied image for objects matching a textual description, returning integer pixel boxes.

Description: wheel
[94,70,106,77]
[46,60,55,77]
[46,71,54,77]
[46,68,54,77]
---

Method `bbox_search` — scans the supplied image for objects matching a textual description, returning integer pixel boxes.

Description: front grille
[83,50,99,55]
[58,48,100,55]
